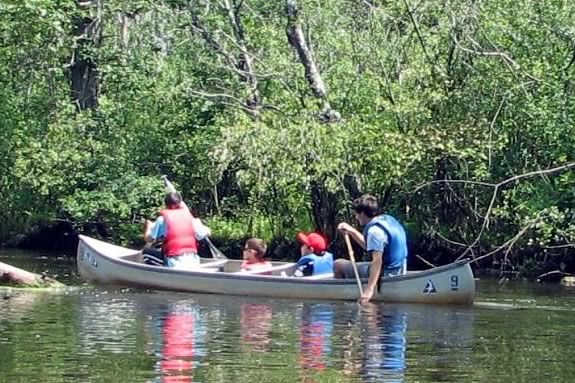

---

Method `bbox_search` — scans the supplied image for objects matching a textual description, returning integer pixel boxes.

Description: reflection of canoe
[77,235,475,304]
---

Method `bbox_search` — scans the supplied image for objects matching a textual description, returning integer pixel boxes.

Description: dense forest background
[1,0,574,276]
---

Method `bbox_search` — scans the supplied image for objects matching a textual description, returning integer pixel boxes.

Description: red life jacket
[160,207,198,257]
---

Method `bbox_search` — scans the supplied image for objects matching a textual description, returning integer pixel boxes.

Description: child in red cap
[294,232,334,277]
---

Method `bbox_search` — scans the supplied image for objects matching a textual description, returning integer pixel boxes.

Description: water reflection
[77,294,141,356]
[299,304,334,372]
[151,303,206,383]
[360,304,407,383]
[0,288,482,383]
[239,303,273,352]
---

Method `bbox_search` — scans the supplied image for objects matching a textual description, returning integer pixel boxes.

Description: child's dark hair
[164,192,182,208]
[245,238,267,260]
[352,194,379,218]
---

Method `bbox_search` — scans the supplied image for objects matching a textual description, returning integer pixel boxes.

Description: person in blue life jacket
[335,194,408,304]
[294,232,334,277]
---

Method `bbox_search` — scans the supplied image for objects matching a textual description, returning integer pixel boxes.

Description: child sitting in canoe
[294,232,334,277]
[240,238,272,273]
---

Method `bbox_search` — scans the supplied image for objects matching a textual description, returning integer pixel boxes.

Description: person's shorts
[143,248,164,266]
[341,259,407,279]
[165,252,201,270]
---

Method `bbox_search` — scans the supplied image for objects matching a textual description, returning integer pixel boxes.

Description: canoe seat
[198,259,227,270]
[234,263,296,276]
[302,272,334,280]
[199,267,225,273]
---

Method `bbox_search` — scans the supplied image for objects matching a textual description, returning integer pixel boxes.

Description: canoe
[77,235,475,304]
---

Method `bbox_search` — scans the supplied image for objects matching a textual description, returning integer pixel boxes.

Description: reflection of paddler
[299,304,334,371]
[361,304,407,381]
[240,303,273,352]
[160,308,196,383]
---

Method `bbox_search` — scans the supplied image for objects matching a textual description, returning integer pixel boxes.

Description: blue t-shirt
[150,216,209,241]
[296,252,334,276]
[366,225,389,254]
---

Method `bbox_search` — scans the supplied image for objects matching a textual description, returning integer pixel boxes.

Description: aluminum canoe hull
[77,235,475,304]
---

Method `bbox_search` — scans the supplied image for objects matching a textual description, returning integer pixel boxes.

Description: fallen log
[0,261,64,287]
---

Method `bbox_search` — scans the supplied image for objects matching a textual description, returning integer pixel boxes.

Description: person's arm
[143,220,154,243]
[337,222,366,249]
[360,251,382,304]
[180,202,211,240]
[360,226,388,304]
[192,218,212,240]
[144,217,165,243]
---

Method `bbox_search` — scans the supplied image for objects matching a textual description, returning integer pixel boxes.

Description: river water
[0,251,574,382]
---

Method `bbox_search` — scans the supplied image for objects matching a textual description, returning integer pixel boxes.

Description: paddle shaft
[344,233,364,296]
[162,175,178,196]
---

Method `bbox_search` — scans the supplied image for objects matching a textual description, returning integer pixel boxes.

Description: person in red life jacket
[239,238,272,273]
[143,192,211,270]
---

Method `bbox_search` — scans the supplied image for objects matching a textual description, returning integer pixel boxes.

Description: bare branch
[469,213,541,264]
[414,253,437,268]
[433,230,469,248]
[449,11,542,84]
[188,3,262,116]
[190,12,237,68]
[222,0,260,113]
[411,162,575,263]
[488,96,506,170]
[410,179,495,194]
[455,185,498,260]
[402,0,433,68]
[188,89,259,117]
[536,270,573,281]
[286,0,340,123]
[542,243,575,249]
[456,162,575,261]
[498,162,575,188]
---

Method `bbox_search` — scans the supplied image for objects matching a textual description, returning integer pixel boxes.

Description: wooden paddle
[344,233,364,296]
[161,176,228,260]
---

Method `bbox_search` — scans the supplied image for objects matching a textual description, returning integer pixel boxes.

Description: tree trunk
[70,0,103,111]
[286,0,340,123]
[344,173,364,199]
[310,180,338,240]
[0,262,63,287]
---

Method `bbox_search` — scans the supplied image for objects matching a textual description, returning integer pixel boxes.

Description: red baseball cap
[296,232,328,253]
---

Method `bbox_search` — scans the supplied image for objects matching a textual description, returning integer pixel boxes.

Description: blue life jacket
[297,252,334,276]
[362,215,408,270]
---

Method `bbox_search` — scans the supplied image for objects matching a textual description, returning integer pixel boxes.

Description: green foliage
[0,0,574,274]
